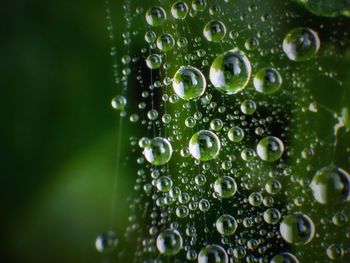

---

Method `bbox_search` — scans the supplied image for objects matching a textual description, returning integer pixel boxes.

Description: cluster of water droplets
[97,0,350,262]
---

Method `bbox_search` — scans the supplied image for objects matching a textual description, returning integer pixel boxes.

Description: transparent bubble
[203,20,226,42]
[144,137,173,165]
[173,66,206,100]
[310,165,350,204]
[209,4,221,15]
[162,113,172,124]
[253,68,282,94]
[210,49,252,94]
[263,208,281,225]
[241,148,255,161]
[198,244,228,263]
[265,179,282,195]
[233,246,246,259]
[95,231,118,253]
[147,109,159,120]
[177,37,188,48]
[138,137,150,148]
[244,37,259,51]
[192,0,207,12]
[257,136,284,162]
[199,199,210,212]
[248,192,263,206]
[146,6,167,27]
[145,31,157,43]
[195,174,207,186]
[171,1,188,20]
[185,116,197,128]
[240,99,256,115]
[189,130,221,161]
[214,176,237,198]
[129,113,139,122]
[156,176,173,192]
[283,27,320,62]
[279,213,315,245]
[169,187,181,199]
[146,54,162,69]
[156,228,183,256]
[326,244,344,260]
[228,126,244,142]
[216,214,237,236]
[187,249,197,260]
[157,33,175,52]
[210,118,223,131]
[332,212,348,226]
[111,95,127,110]
[270,252,299,263]
[176,205,189,218]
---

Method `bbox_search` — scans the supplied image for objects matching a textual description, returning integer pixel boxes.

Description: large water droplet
[144,137,173,165]
[283,27,320,62]
[203,20,226,42]
[256,136,284,162]
[210,49,251,94]
[171,1,188,20]
[310,165,350,204]
[214,176,237,198]
[95,231,118,253]
[146,6,167,27]
[198,244,228,263]
[173,66,206,100]
[253,67,282,94]
[156,228,183,256]
[279,213,315,245]
[189,130,221,161]
[216,214,237,236]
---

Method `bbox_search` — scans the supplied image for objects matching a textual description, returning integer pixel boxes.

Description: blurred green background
[1,0,133,262]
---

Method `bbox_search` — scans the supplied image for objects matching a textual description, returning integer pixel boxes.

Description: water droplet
[214,176,237,198]
[203,20,226,42]
[111,95,127,110]
[240,99,256,115]
[253,68,282,94]
[249,192,263,206]
[146,6,167,27]
[326,244,344,260]
[156,228,183,256]
[198,244,228,263]
[270,252,299,263]
[146,54,162,69]
[283,27,320,62]
[144,137,173,165]
[171,1,188,20]
[256,136,284,162]
[310,165,350,204]
[279,213,315,245]
[210,118,223,131]
[173,66,206,100]
[228,126,244,142]
[189,130,221,161]
[192,0,207,12]
[210,49,252,94]
[95,231,118,253]
[263,208,281,225]
[157,33,175,52]
[156,176,173,192]
[216,214,237,236]
[145,31,157,43]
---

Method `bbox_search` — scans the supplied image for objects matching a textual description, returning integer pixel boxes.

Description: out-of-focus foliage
[296,0,350,17]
